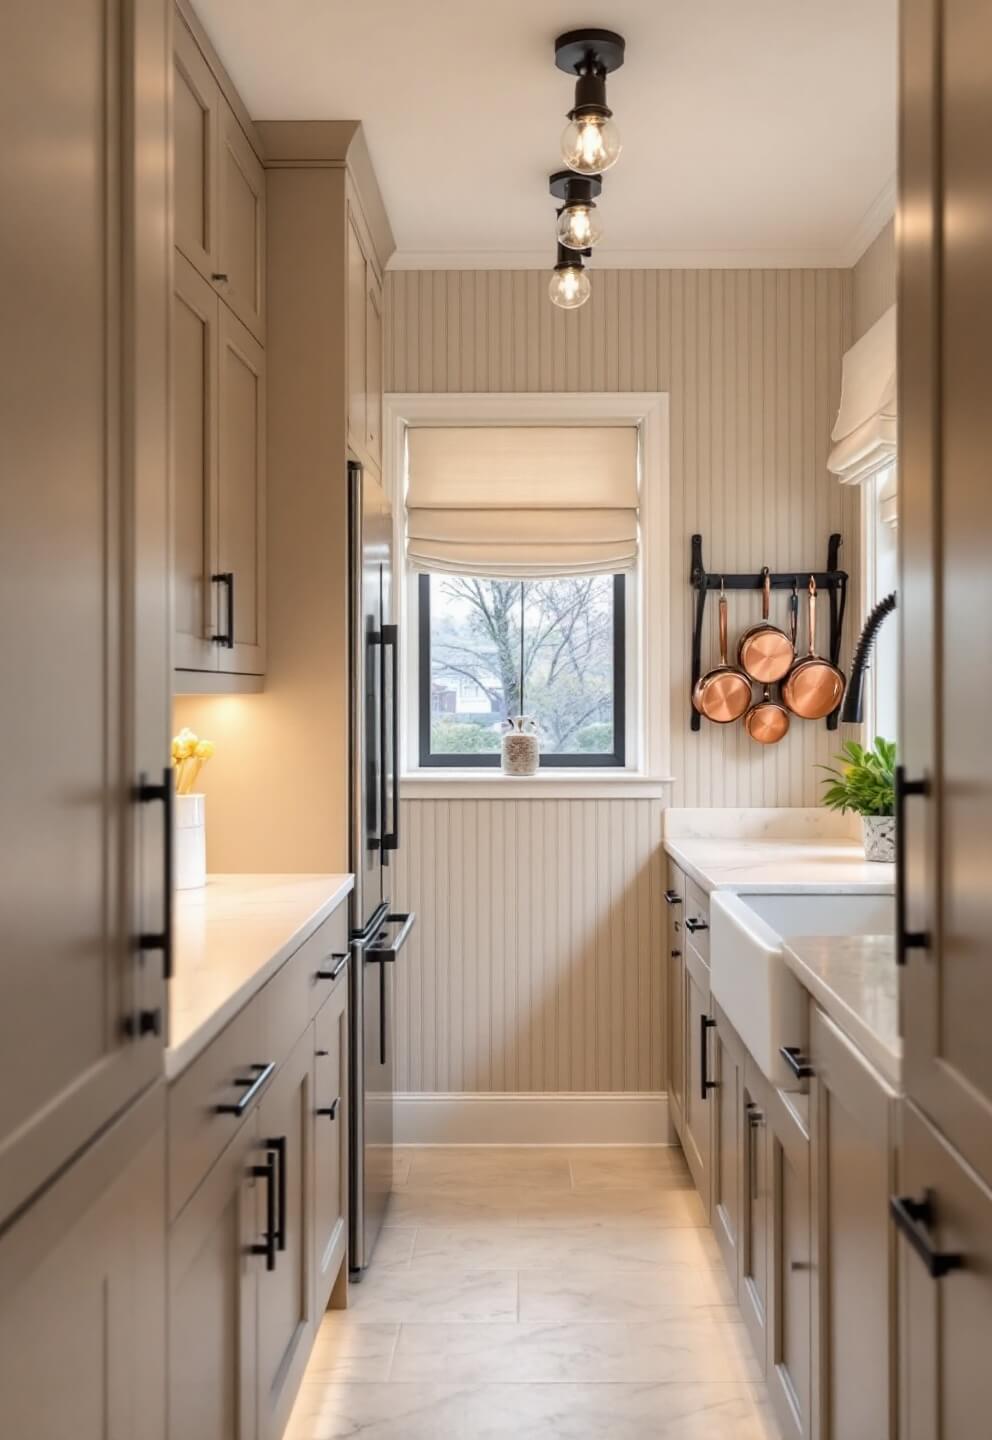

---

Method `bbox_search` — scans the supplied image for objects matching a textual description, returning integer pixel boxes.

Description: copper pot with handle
[744,581,796,744]
[692,583,753,724]
[738,568,794,682]
[781,576,846,720]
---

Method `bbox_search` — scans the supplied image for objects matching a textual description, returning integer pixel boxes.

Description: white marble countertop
[663,836,895,896]
[167,873,353,1079]
[783,934,901,1087]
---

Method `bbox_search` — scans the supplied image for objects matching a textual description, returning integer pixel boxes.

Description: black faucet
[839,592,897,724]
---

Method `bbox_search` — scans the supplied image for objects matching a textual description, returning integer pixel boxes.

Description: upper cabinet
[171,5,267,686]
[347,202,384,475]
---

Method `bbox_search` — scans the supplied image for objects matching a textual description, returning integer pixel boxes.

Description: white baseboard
[393,1091,674,1146]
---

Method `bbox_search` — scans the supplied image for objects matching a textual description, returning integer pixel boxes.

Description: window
[418,573,626,768]
[864,464,899,743]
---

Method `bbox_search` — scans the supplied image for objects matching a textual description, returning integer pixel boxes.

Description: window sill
[400,772,674,800]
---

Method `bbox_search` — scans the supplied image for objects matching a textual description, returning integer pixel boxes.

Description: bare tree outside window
[419,573,625,765]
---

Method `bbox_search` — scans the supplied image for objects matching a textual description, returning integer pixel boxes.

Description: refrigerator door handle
[365,912,416,1064]
[380,623,400,854]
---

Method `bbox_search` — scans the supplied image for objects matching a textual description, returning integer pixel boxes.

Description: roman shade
[828,304,897,487]
[405,425,639,577]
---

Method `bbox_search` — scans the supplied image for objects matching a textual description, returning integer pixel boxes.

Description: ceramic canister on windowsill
[175,792,207,889]
[501,716,540,776]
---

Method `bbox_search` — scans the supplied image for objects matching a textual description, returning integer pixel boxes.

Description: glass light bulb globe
[556,203,602,250]
[548,264,591,310]
[560,113,622,174]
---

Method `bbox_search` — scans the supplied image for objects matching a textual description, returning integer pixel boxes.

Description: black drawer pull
[664,889,682,906]
[267,1136,287,1252]
[136,768,174,981]
[211,571,235,649]
[317,953,349,982]
[895,765,929,965]
[700,1014,717,1100]
[890,1192,962,1279]
[317,1097,341,1121]
[215,1061,276,1116]
[685,916,709,934]
[250,1150,277,1272]
[779,1045,814,1080]
[671,948,681,959]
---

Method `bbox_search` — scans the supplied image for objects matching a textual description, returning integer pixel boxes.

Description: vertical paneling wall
[386,264,861,1094]
[392,798,664,1093]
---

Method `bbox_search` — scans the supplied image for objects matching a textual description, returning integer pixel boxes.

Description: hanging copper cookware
[738,567,795,682]
[692,583,753,724]
[744,582,795,744]
[781,576,846,720]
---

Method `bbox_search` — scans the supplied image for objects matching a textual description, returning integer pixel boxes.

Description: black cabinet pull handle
[266,1136,287,1252]
[211,571,235,648]
[664,889,682,906]
[215,1061,276,1116]
[251,1151,277,1271]
[317,953,349,982]
[685,916,709,934]
[671,948,681,959]
[317,1097,341,1121]
[890,1192,962,1279]
[136,768,174,981]
[779,1045,815,1080]
[211,272,229,282]
[700,1015,717,1100]
[746,1102,763,1200]
[895,765,929,965]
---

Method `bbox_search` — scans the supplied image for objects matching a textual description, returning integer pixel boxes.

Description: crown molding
[839,175,898,268]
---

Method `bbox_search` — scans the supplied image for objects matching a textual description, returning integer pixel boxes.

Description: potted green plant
[819,737,896,862]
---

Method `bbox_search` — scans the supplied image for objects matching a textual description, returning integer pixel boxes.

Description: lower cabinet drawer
[313,979,349,1315]
[684,876,711,963]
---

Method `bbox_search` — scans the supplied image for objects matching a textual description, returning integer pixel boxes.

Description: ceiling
[193,0,898,269]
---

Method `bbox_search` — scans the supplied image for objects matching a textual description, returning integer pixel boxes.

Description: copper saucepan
[744,581,796,744]
[738,568,795,682]
[693,583,753,724]
[781,577,846,719]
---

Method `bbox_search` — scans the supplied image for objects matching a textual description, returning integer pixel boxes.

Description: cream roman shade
[406,426,639,577]
[828,304,897,487]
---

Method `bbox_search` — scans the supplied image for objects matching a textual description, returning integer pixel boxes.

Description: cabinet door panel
[712,1009,744,1292]
[217,305,266,675]
[168,1113,258,1440]
[365,272,382,468]
[0,0,167,1227]
[741,1061,771,1371]
[682,946,712,1208]
[257,1027,314,1440]
[0,1086,165,1440]
[314,981,349,1314]
[346,213,367,461]
[665,866,686,1140]
[173,251,219,669]
[769,1090,812,1440]
[219,104,265,341]
[173,15,218,276]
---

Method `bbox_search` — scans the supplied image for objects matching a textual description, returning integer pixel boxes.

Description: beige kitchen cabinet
[256,1025,316,1440]
[712,1003,746,1294]
[0,1086,166,1440]
[314,976,349,1315]
[173,8,266,342]
[217,304,267,676]
[168,1113,260,1440]
[683,943,714,1209]
[664,865,686,1139]
[0,0,169,1229]
[895,1098,992,1440]
[365,269,383,468]
[810,1004,898,1440]
[740,1056,772,1371]
[767,1085,813,1440]
[346,204,385,475]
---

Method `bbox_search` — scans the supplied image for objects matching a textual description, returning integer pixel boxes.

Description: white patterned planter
[862,813,895,863]
[501,717,540,776]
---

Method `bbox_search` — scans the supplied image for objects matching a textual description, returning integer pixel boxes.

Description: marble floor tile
[568,1148,694,1191]
[366,1226,417,1269]
[514,1185,708,1229]
[286,1381,778,1440]
[399,1146,573,1192]
[346,1265,518,1323]
[390,1313,761,1384]
[409,1221,722,1272]
[384,1185,523,1228]
[306,1319,399,1381]
[518,1261,736,1321]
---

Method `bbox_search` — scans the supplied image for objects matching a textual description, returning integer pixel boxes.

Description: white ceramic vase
[501,716,540,777]
[175,792,207,889]
[862,813,895,863]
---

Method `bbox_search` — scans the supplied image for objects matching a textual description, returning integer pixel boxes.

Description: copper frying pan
[744,582,796,744]
[781,577,846,720]
[738,568,794,682]
[693,583,753,723]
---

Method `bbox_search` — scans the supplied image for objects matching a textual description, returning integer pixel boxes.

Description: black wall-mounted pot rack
[689,532,848,732]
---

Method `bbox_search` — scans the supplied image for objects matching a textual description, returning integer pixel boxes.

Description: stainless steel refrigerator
[347,460,415,1276]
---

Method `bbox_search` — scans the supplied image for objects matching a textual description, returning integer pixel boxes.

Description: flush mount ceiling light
[548,239,592,310]
[555,27,625,175]
[550,169,603,250]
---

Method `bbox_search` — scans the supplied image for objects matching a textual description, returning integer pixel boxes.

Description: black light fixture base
[549,170,602,203]
[554,29,626,76]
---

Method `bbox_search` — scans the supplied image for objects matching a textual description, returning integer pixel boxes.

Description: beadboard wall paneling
[853,219,896,340]
[391,798,664,1094]
[386,267,861,808]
